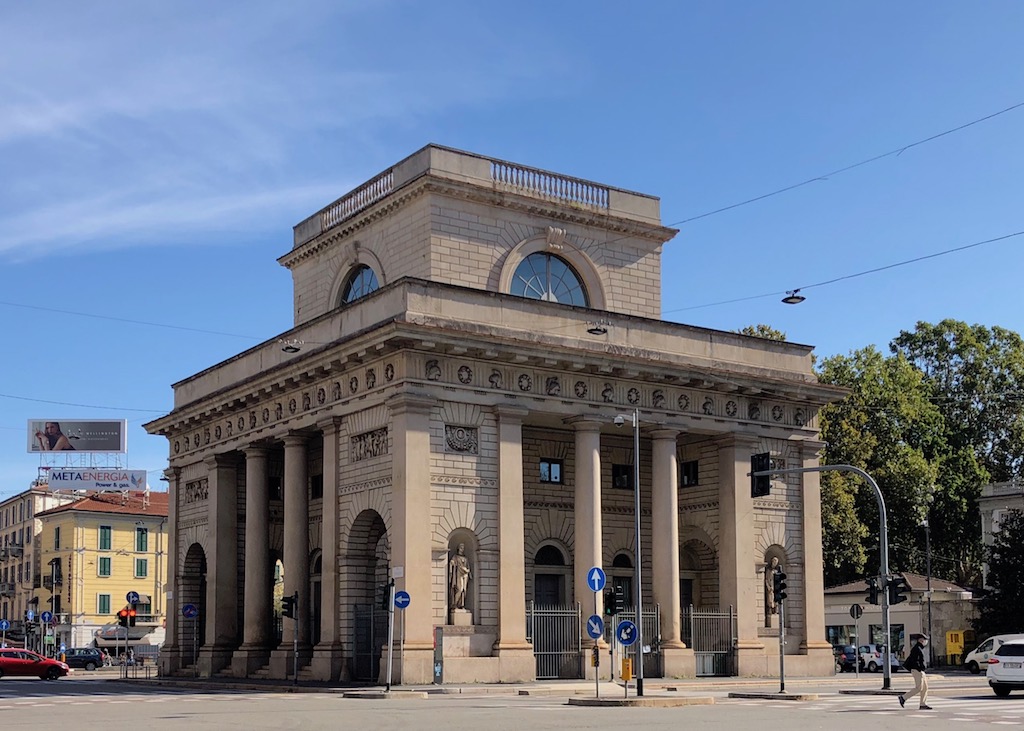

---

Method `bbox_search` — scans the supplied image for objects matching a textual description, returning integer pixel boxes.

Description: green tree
[737,324,787,341]
[975,509,1024,637]
[817,347,943,584]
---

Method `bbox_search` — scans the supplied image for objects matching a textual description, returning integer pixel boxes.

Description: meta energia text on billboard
[47,469,147,492]
[27,419,128,453]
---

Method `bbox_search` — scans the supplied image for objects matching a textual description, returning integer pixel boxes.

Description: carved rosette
[772,405,784,422]
[288,399,297,414]
[518,373,533,391]
[574,381,588,398]
[458,365,473,384]
[445,425,479,454]
[725,400,737,417]
[628,387,640,405]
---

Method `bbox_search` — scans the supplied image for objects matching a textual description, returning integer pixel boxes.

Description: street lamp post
[922,517,933,666]
[616,408,644,696]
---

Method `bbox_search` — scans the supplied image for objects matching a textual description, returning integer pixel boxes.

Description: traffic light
[888,575,910,605]
[128,607,137,627]
[281,592,297,620]
[603,589,615,616]
[864,576,880,605]
[772,570,788,604]
[614,584,625,614]
[751,452,771,498]
[118,608,130,627]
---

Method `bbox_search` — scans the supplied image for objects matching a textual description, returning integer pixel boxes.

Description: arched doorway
[347,509,388,681]
[272,555,284,645]
[610,552,634,608]
[181,544,207,667]
[533,544,568,607]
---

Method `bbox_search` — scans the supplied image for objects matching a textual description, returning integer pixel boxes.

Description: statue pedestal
[450,608,473,627]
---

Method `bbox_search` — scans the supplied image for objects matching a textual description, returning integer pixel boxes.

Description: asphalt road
[0,673,1018,730]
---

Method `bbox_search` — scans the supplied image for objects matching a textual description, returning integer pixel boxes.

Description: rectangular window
[54,526,60,550]
[135,527,148,553]
[612,464,633,490]
[539,459,563,484]
[310,474,324,500]
[135,558,148,578]
[98,557,111,577]
[98,594,110,614]
[680,460,699,487]
[99,526,112,551]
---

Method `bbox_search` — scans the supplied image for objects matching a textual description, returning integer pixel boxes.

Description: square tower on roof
[279,144,678,327]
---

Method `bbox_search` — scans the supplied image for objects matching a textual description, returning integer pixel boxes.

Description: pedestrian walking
[899,634,932,710]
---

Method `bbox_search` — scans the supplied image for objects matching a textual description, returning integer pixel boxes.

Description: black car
[63,648,104,671]
[835,644,858,672]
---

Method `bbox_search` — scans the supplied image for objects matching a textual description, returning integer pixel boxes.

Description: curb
[567,696,715,708]
[728,692,818,701]
[342,691,429,700]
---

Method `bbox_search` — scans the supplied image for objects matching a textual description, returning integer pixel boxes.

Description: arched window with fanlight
[510,253,589,307]
[533,544,568,607]
[339,265,379,305]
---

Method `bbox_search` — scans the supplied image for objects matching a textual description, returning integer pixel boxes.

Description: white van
[964,634,1024,674]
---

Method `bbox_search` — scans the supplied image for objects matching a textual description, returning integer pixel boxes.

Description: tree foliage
[975,509,1024,636]
[737,324,787,341]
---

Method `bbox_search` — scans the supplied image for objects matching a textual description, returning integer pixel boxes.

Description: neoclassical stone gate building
[145,145,843,683]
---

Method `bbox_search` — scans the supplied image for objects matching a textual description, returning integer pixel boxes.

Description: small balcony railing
[0,582,15,597]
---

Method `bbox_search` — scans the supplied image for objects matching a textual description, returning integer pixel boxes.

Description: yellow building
[33,491,169,655]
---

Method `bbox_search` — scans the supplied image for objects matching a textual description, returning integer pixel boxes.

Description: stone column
[389,393,434,684]
[493,405,534,680]
[200,453,239,676]
[799,440,833,672]
[717,435,765,675]
[159,467,182,676]
[570,418,607,679]
[651,429,694,676]
[233,446,272,676]
[312,418,346,681]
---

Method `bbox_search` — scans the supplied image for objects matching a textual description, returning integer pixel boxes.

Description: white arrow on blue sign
[394,590,411,609]
[181,603,199,619]
[26,610,34,622]
[586,614,604,640]
[40,611,53,624]
[60,643,66,653]
[587,566,607,593]
[126,591,140,604]
[616,619,638,646]
[0,619,10,631]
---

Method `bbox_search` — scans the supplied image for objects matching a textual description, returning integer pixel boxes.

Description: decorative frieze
[351,428,388,462]
[184,479,209,504]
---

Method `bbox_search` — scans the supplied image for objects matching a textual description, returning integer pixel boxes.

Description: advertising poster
[27,419,128,453]
[47,469,147,492]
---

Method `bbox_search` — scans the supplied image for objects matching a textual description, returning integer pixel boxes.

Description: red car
[0,649,71,680]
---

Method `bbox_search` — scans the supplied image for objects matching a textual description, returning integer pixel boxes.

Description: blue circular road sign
[181,603,199,619]
[394,590,411,609]
[126,591,140,605]
[60,643,66,653]
[616,619,638,646]
[587,566,607,593]
[0,619,10,631]
[26,610,34,622]
[40,611,53,624]
[586,614,604,640]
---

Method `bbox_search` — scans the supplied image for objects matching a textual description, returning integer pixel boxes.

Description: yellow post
[621,658,633,681]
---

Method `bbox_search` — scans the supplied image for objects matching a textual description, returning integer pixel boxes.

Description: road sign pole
[779,596,786,693]
[293,594,299,687]
[594,590,600,699]
[385,580,396,692]
[400,609,405,687]
[193,617,198,678]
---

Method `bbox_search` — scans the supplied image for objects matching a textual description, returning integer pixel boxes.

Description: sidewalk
[114,669,977,697]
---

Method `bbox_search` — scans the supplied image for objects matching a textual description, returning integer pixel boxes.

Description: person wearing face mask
[899,634,932,710]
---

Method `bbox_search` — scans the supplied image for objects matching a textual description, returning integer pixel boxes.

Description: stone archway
[181,543,207,666]
[345,509,388,681]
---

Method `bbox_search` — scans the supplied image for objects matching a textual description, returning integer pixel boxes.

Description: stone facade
[146,144,844,683]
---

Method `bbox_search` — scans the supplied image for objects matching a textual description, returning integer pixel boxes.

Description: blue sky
[2,1,1023,499]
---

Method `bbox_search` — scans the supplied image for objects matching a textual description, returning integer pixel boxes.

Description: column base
[269,644,313,680]
[493,646,536,682]
[231,645,272,678]
[384,647,434,685]
[158,644,184,677]
[309,642,348,682]
[197,645,236,678]
[734,640,768,677]
[661,643,697,678]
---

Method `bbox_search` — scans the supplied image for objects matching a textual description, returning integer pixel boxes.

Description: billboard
[27,419,128,453]
[47,469,147,492]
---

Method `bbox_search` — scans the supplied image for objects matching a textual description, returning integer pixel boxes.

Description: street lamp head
[781,289,806,305]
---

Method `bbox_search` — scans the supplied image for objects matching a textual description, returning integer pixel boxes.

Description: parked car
[859,644,902,673]
[988,638,1024,696]
[0,648,70,680]
[835,645,859,672]
[63,647,104,671]
[965,634,1024,674]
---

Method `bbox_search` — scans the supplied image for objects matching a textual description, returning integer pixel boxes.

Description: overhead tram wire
[664,229,1024,315]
